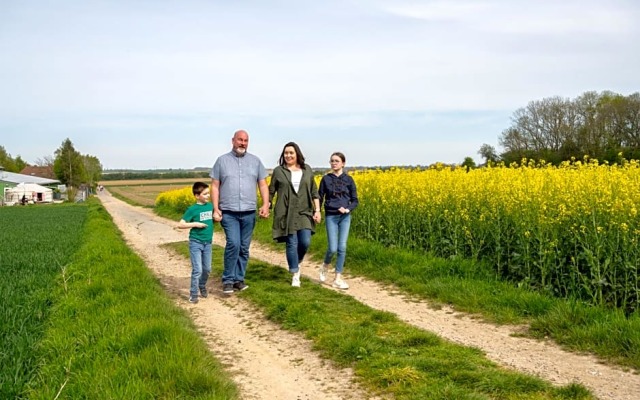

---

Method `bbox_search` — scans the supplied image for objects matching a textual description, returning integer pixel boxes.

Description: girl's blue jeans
[323,213,351,273]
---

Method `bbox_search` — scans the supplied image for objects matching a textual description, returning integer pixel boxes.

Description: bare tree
[35,155,55,167]
[478,143,498,164]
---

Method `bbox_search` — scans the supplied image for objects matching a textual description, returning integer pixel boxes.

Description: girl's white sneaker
[332,278,349,290]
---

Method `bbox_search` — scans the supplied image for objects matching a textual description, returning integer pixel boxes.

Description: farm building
[0,169,60,205]
[4,183,54,204]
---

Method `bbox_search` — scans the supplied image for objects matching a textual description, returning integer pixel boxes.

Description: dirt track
[98,190,640,400]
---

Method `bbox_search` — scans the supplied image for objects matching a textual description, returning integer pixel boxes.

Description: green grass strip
[166,241,593,400]
[247,217,640,371]
[0,205,87,399]
[25,200,238,399]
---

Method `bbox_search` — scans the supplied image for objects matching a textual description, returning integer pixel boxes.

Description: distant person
[211,130,270,294]
[177,182,220,304]
[269,142,321,287]
[318,152,359,289]
[21,195,27,206]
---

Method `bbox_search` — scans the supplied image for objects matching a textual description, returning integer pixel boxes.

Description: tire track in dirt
[99,191,640,400]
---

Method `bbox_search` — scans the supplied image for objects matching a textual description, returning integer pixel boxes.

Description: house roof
[0,170,60,185]
[20,165,56,179]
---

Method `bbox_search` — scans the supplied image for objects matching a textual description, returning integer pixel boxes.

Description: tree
[82,155,103,189]
[53,138,85,187]
[497,91,640,164]
[461,156,476,171]
[14,155,27,172]
[35,155,55,167]
[478,143,498,164]
[0,146,18,172]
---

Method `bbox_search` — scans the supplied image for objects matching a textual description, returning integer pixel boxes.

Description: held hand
[258,205,270,219]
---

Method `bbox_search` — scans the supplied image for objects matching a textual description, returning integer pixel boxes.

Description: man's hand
[258,205,270,219]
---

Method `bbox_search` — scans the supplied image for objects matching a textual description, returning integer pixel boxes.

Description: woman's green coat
[269,164,319,242]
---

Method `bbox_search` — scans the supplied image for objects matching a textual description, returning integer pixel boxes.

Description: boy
[178,182,220,303]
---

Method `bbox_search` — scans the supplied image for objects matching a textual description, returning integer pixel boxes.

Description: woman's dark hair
[278,142,306,169]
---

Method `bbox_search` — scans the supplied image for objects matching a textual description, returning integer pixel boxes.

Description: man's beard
[234,147,247,156]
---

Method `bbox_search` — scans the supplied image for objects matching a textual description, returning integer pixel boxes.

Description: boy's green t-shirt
[182,202,214,242]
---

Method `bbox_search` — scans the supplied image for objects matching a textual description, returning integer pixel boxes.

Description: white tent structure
[4,183,54,204]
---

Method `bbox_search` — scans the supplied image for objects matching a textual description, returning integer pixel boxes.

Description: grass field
[101,178,199,186]
[0,201,238,399]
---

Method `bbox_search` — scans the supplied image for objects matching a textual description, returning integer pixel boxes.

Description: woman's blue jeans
[285,229,312,273]
[189,239,212,297]
[323,213,351,273]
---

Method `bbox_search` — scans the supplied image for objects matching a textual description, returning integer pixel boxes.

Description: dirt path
[98,192,640,400]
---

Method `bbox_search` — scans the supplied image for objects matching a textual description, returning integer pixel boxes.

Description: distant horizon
[100,163,443,173]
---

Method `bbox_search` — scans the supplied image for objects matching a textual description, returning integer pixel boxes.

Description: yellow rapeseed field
[156,157,640,311]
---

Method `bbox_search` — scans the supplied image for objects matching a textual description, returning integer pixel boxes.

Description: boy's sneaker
[332,279,349,290]
[291,272,301,287]
[319,264,328,282]
[189,296,199,304]
[199,287,208,298]
[222,283,234,294]
[233,282,249,291]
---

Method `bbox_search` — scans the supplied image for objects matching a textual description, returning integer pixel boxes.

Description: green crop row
[0,205,87,398]
[1,201,237,399]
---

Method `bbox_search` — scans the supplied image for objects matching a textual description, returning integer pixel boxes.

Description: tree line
[481,90,640,165]
[1,138,102,189]
[100,170,210,181]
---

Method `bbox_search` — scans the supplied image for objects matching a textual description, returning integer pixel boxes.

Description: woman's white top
[290,170,303,193]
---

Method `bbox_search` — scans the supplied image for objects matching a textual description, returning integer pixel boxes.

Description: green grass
[152,202,640,370]
[0,204,87,398]
[237,215,640,371]
[166,241,593,399]
[1,200,238,399]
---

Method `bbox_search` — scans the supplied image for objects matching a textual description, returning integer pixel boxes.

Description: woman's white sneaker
[291,272,301,287]
[332,278,349,290]
[319,264,329,282]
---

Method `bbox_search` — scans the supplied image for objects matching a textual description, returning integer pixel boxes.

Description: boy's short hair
[192,181,209,196]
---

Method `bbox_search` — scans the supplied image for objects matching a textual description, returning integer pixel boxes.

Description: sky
[1,0,639,170]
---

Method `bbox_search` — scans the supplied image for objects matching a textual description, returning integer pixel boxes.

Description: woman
[318,152,358,289]
[269,142,321,287]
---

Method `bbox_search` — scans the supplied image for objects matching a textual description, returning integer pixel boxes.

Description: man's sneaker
[332,279,349,290]
[199,287,208,298]
[189,296,199,304]
[233,281,249,291]
[291,272,301,287]
[222,283,234,294]
[319,264,328,282]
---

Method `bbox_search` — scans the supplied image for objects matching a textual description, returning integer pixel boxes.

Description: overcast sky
[1,0,639,169]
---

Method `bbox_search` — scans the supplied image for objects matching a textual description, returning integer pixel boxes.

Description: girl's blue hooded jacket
[318,173,358,215]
